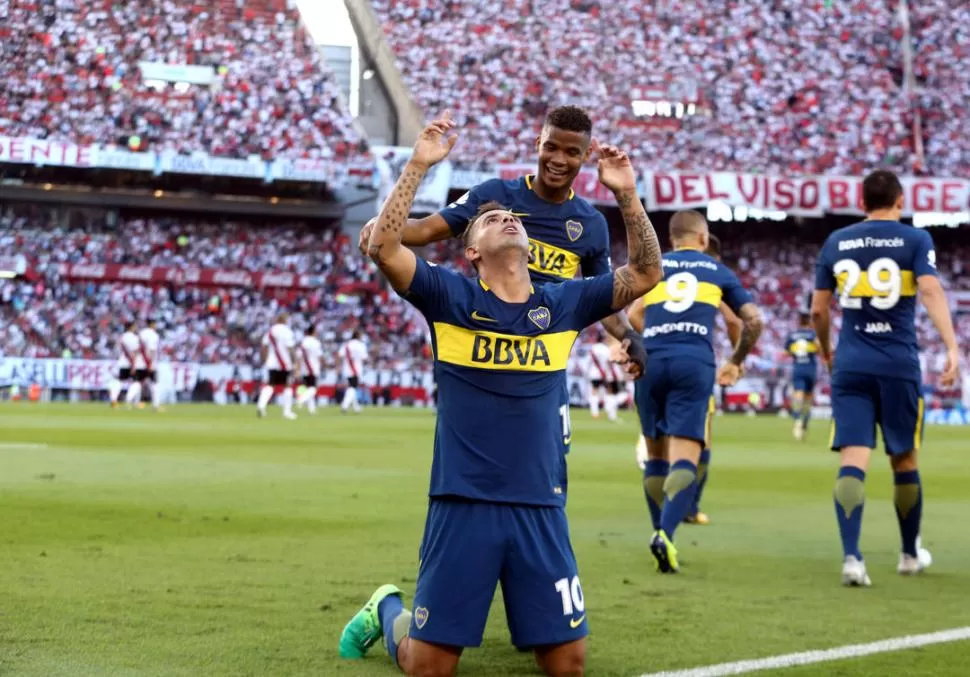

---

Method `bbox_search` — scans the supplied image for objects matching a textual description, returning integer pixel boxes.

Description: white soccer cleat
[899,537,933,575]
[792,421,804,441]
[842,556,872,587]
[283,411,298,420]
[635,435,648,471]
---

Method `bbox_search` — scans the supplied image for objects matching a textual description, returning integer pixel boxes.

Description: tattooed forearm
[368,162,427,268]
[611,189,662,309]
[730,303,764,366]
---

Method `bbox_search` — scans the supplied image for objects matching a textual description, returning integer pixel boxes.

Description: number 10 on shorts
[554,576,585,616]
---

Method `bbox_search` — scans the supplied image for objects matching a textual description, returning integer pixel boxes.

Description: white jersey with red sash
[263,323,295,371]
[340,339,367,381]
[135,328,160,371]
[299,335,323,377]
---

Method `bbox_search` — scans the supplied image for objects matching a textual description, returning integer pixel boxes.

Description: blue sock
[801,402,812,430]
[378,594,408,667]
[691,448,711,515]
[834,466,866,560]
[894,470,922,557]
[660,459,698,539]
[643,459,669,531]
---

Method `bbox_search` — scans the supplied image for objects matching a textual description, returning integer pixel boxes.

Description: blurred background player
[812,170,959,587]
[358,105,647,378]
[587,333,620,422]
[633,233,742,527]
[629,211,762,572]
[784,313,820,441]
[110,320,140,408]
[257,312,297,420]
[127,319,161,411]
[338,330,368,414]
[297,325,323,414]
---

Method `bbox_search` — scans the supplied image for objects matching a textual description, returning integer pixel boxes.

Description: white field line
[637,626,970,677]
[0,442,48,450]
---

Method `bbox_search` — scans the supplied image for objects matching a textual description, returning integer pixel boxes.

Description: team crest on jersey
[565,220,583,242]
[528,306,551,330]
[414,607,429,629]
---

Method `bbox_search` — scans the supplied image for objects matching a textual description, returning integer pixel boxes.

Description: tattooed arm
[610,188,663,309]
[592,142,662,310]
[367,114,458,291]
[730,302,764,366]
[716,301,764,386]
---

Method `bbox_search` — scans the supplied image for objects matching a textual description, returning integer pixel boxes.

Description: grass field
[2,403,970,677]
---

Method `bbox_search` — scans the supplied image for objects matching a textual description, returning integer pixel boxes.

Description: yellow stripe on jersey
[432,323,578,372]
[525,174,574,200]
[836,270,917,298]
[788,339,818,356]
[528,238,581,280]
[641,281,723,308]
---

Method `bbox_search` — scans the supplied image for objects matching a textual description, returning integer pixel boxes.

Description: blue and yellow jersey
[438,176,611,284]
[641,248,753,366]
[785,329,818,376]
[401,258,617,507]
[815,220,937,383]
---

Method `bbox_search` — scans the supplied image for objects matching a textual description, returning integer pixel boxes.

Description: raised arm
[359,214,452,255]
[593,142,662,309]
[918,275,960,387]
[367,114,458,291]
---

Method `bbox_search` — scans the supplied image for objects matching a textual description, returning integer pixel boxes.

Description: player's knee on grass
[399,638,461,677]
[534,638,585,677]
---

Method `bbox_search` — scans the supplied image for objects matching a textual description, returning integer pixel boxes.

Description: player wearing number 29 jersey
[813,169,960,588]
[815,222,935,384]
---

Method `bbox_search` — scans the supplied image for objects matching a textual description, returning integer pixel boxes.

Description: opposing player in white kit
[128,319,162,411]
[337,331,367,414]
[258,312,298,420]
[587,335,620,422]
[110,320,140,408]
[296,325,323,414]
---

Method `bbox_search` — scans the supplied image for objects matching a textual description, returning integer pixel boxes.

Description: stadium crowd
[1,214,967,389]
[0,0,367,161]
[368,0,970,178]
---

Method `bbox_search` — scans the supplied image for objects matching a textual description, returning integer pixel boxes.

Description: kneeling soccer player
[338,113,661,676]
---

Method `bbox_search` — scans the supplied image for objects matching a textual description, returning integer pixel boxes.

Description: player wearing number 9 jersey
[812,169,960,587]
[629,211,763,573]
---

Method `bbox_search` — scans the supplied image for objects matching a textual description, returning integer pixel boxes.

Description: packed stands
[2,211,966,391]
[370,0,920,174]
[0,0,366,161]
[912,0,970,176]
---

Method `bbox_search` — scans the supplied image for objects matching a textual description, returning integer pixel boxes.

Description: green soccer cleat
[339,584,402,659]
[650,530,679,573]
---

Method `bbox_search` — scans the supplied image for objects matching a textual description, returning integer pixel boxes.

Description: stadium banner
[0,358,199,392]
[374,146,453,212]
[158,152,265,180]
[643,172,970,217]
[91,147,159,173]
[0,136,93,168]
[56,263,319,290]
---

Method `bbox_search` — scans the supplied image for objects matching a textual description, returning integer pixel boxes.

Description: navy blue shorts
[410,497,587,649]
[791,371,817,394]
[830,371,924,456]
[635,357,715,444]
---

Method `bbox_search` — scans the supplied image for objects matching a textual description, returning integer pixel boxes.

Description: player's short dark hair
[461,200,507,248]
[544,106,593,136]
[705,233,721,259]
[862,170,903,212]
[669,210,708,243]
[798,312,811,325]
[306,325,316,335]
